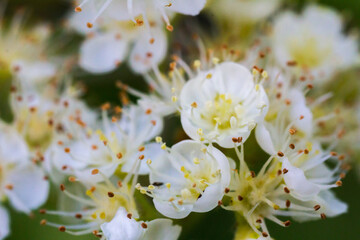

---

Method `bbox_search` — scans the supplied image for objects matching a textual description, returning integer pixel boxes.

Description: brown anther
[91,169,99,175]
[118,181,123,187]
[304,149,309,154]
[232,137,238,143]
[284,220,291,227]
[256,219,262,223]
[338,155,345,161]
[145,109,152,115]
[238,195,243,201]
[64,148,70,153]
[289,144,295,149]
[90,186,96,192]
[141,222,148,229]
[289,128,296,135]
[262,232,269,237]
[114,106,122,113]
[277,151,284,157]
[224,188,230,193]
[63,101,69,107]
[218,200,223,206]
[285,99,291,105]
[166,25,174,32]
[75,213,82,219]
[86,22,93,28]
[307,84,313,89]
[149,38,155,44]
[108,192,115,198]
[284,187,290,194]
[39,209,46,214]
[59,226,66,232]
[330,152,337,156]
[139,155,145,160]
[101,102,111,110]
[299,76,306,81]
[151,120,156,126]
[320,213,326,219]
[48,119,54,126]
[283,168,288,174]
[60,184,65,191]
[111,116,118,122]
[250,171,256,178]
[29,107,36,113]
[339,172,346,179]
[276,92,282,99]
[116,153,123,159]
[62,165,68,170]
[146,52,153,58]
[336,181,342,186]
[75,7,82,12]
[138,146,145,152]
[5,184,13,190]
[40,219,47,225]
[191,102,198,108]
[286,199,291,208]
[314,205,321,211]
[277,169,282,176]
[299,115,304,120]
[286,60,297,66]
[238,137,243,143]
[259,52,266,58]
[127,213,132,219]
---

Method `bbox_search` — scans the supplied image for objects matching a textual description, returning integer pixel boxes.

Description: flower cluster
[0,1,359,240]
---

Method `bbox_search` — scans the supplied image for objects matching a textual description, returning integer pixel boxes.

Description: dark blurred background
[1,0,360,239]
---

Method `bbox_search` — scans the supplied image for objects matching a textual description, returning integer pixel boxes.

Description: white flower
[0,125,49,214]
[73,0,206,30]
[137,140,230,218]
[256,88,313,156]
[272,5,358,82]
[101,207,181,240]
[222,141,346,239]
[180,62,268,148]
[45,105,163,183]
[0,206,10,240]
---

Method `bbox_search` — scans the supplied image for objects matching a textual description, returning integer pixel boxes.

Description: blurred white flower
[0,126,49,214]
[101,207,181,240]
[45,104,163,183]
[180,62,268,148]
[137,140,230,219]
[210,0,281,24]
[272,5,358,82]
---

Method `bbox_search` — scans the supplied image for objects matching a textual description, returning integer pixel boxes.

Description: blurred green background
[1,0,360,239]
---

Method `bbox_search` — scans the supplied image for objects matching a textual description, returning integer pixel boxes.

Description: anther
[87,22,93,28]
[145,109,152,115]
[256,219,262,223]
[74,7,82,12]
[75,213,82,219]
[64,148,70,153]
[191,102,198,108]
[127,213,132,219]
[139,155,145,160]
[59,226,66,232]
[232,137,238,143]
[262,232,269,237]
[60,184,65,191]
[304,149,309,154]
[117,153,123,159]
[224,188,230,193]
[91,169,99,175]
[108,192,115,198]
[238,195,243,201]
[289,144,295,149]
[336,181,342,186]
[40,219,47,225]
[321,213,326,219]
[286,60,297,66]
[141,223,148,229]
[286,199,291,208]
[289,128,296,135]
[166,25,174,32]
[277,151,284,157]
[283,168,288,174]
[39,209,46,214]
[218,200,223,206]
[250,171,256,178]
[314,205,321,211]
[284,187,290,193]
[68,176,76,182]
[284,220,291,227]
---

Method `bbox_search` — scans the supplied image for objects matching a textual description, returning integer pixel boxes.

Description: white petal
[193,182,222,212]
[317,190,347,217]
[255,123,276,155]
[12,61,56,84]
[129,28,167,74]
[0,206,10,240]
[101,207,144,240]
[143,219,181,240]
[153,198,193,219]
[79,33,128,73]
[0,126,29,165]
[6,164,49,213]
[282,158,320,200]
[163,0,206,16]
